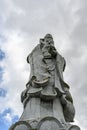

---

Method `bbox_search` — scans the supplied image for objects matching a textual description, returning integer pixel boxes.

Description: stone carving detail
[9,34,81,130]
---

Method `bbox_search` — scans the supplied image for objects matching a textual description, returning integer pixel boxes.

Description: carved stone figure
[9,34,80,130]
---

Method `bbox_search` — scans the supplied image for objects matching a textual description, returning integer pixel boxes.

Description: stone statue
[9,34,80,130]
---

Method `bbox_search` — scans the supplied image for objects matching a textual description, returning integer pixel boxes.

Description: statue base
[9,98,80,130]
[9,117,80,130]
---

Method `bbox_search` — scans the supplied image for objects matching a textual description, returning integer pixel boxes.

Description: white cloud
[3,113,12,125]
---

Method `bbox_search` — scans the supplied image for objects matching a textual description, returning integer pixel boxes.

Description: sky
[0,0,87,130]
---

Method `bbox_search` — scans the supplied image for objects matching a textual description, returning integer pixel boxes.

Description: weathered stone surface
[9,34,80,130]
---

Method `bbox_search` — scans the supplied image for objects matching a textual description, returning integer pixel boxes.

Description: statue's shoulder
[56,52,65,61]
[56,52,66,71]
[32,44,40,52]
[27,44,40,63]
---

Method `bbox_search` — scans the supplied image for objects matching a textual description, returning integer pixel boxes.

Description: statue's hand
[26,76,36,88]
[49,45,57,58]
[60,95,67,105]
[21,89,27,102]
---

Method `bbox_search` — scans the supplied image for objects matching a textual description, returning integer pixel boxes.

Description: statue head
[44,34,54,44]
[40,34,54,49]
[44,34,53,39]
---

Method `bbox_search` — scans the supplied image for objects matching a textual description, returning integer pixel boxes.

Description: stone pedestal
[9,97,80,130]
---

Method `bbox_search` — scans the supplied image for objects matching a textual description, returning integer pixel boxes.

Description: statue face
[44,34,54,45]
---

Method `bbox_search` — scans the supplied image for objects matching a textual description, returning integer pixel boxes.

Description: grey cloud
[4,0,75,35]
[63,1,87,128]
[70,0,87,45]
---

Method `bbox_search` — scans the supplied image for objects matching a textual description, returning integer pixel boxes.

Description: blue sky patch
[0,108,19,130]
[0,67,4,82]
[12,115,19,124]
[0,49,5,83]
[1,108,12,116]
[0,88,7,97]
[0,109,12,129]
[0,49,5,60]
[0,120,9,130]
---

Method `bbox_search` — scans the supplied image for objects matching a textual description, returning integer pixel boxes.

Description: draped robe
[21,43,75,122]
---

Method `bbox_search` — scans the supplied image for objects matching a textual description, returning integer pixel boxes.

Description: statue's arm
[63,57,66,71]
[27,53,31,63]
[27,44,40,63]
[56,52,66,75]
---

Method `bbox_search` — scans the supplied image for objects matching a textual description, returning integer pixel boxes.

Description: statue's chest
[44,59,55,71]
